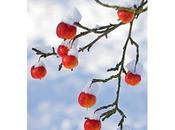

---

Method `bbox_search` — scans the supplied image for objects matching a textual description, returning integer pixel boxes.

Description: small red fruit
[57,45,69,57]
[62,55,78,69]
[56,22,77,39]
[117,9,135,24]
[125,71,141,86]
[78,92,96,108]
[84,118,101,130]
[31,65,47,80]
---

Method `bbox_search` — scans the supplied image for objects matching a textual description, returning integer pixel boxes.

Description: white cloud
[61,119,71,130]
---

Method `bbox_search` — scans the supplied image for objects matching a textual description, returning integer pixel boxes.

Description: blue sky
[28,0,147,130]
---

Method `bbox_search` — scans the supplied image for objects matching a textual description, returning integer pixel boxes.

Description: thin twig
[91,74,119,85]
[107,61,122,72]
[32,47,57,61]
[94,0,147,14]
[94,0,120,9]
[79,22,123,52]
[94,0,134,12]
[71,22,121,48]
[58,63,62,71]
[130,37,139,71]
[74,22,118,33]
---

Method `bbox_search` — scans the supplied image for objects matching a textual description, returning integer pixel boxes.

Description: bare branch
[118,113,126,130]
[130,37,139,71]
[95,103,115,113]
[32,47,58,61]
[93,22,134,129]
[91,74,119,85]
[79,22,123,52]
[73,22,120,44]
[94,0,120,9]
[94,0,148,14]
[75,22,118,33]
[135,0,148,18]
[58,63,63,71]
[72,30,91,43]
[100,108,117,121]
[94,0,134,12]
[107,61,122,72]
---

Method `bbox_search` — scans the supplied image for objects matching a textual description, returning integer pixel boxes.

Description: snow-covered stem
[75,22,118,32]
[94,0,148,14]
[72,22,121,47]
[94,0,121,9]
[32,47,57,61]
[78,22,123,52]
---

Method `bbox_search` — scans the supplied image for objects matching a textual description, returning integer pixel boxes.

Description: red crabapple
[56,22,77,39]
[62,55,78,69]
[31,63,47,80]
[117,9,135,24]
[78,92,96,108]
[125,71,141,86]
[57,45,69,57]
[84,118,101,130]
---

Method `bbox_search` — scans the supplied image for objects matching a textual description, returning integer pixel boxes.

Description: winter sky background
[27,0,147,130]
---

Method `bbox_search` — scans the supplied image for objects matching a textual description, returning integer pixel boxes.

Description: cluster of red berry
[31,21,79,79]
[56,22,78,69]
[30,8,141,130]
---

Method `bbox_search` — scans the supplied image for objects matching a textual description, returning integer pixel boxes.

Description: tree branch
[130,37,139,71]
[107,61,122,72]
[94,0,134,12]
[58,63,63,71]
[72,22,119,44]
[78,22,123,52]
[92,22,134,129]
[91,74,119,85]
[75,22,118,33]
[94,0,120,9]
[32,47,57,61]
[94,0,148,14]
